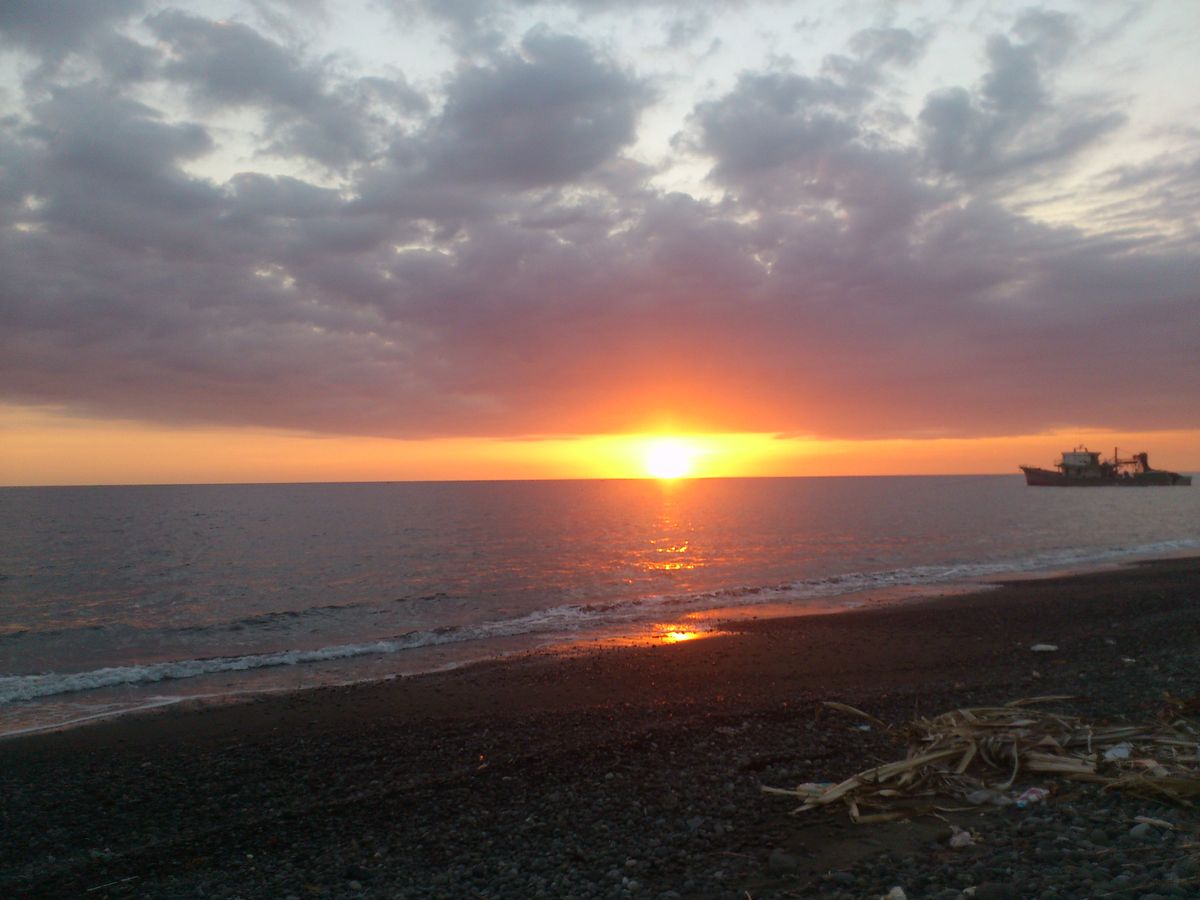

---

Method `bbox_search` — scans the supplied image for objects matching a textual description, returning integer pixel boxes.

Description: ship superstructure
[1020,447,1191,487]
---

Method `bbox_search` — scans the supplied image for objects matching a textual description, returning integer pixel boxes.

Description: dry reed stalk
[765,698,1200,821]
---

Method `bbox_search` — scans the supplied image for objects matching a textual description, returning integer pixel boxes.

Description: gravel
[2,559,1198,898]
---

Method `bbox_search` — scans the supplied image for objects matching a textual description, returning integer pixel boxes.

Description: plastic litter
[881,887,907,900]
[948,825,975,848]
[1015,786,1050,808]
[964,788,1013,806]
[1030,643,1058,652]
[1104,742,1133,761]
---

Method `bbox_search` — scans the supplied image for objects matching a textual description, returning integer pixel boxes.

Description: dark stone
[1129,822,1155,841]
[767,848,799,874]
[1174,858,1199,878]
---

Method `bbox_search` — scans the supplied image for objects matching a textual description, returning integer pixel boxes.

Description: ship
[1020,447,1191,487]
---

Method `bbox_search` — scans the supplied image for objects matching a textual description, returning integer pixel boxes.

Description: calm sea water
[2,476,1198,736]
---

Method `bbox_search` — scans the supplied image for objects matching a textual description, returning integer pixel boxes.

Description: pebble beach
[2,557,1198,898]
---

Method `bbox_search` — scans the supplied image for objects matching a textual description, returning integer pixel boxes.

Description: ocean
[2,476,1198,737]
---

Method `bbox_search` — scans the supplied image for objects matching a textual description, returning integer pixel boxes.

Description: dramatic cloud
[147,10,425,167]
[1,2,1197,442]
[424,29,648,188]
[918,9,1125,185]
[0,0,144,63]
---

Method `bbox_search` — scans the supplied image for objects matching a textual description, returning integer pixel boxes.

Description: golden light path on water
[659,628,703,643]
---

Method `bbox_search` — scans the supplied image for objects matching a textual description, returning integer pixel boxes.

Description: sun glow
[643,438,697,479]
[5,403,1197,486]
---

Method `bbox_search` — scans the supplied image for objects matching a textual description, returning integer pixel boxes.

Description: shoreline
[2,557,1199,897]
[6,544,1197,743]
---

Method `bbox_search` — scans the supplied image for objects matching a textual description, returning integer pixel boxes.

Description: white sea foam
[4,537,1195,705]
[0,637,417,703]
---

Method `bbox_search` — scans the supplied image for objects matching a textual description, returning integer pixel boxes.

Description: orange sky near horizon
[3,4,1198,491]
[2,405,1197,486]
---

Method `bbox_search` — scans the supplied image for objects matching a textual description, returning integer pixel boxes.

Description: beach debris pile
[764,696,1200,823]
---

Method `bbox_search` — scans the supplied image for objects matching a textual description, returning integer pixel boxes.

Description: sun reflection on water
[660,629,701,643]
[644,488,704,574]
[651,619,713,643]
[647,539,697,571]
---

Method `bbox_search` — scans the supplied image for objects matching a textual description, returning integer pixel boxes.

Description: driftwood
[765,696,1200,823]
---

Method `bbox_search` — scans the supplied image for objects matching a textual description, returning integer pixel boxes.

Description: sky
[1,0,1198,483]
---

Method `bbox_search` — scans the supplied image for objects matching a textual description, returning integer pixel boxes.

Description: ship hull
[1020,466,1191,487]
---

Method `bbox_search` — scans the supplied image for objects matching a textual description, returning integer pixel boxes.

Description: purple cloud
[0,5,1196,443]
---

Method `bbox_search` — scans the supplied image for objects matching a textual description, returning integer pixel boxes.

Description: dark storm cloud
[1,5,1197,441]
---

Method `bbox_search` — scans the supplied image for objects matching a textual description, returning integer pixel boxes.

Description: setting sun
[644,438,697,479]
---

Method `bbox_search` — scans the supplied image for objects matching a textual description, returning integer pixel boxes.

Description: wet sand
[2,557,1198,898]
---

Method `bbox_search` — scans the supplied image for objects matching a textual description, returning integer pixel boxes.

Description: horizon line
[0,471,1054,489]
